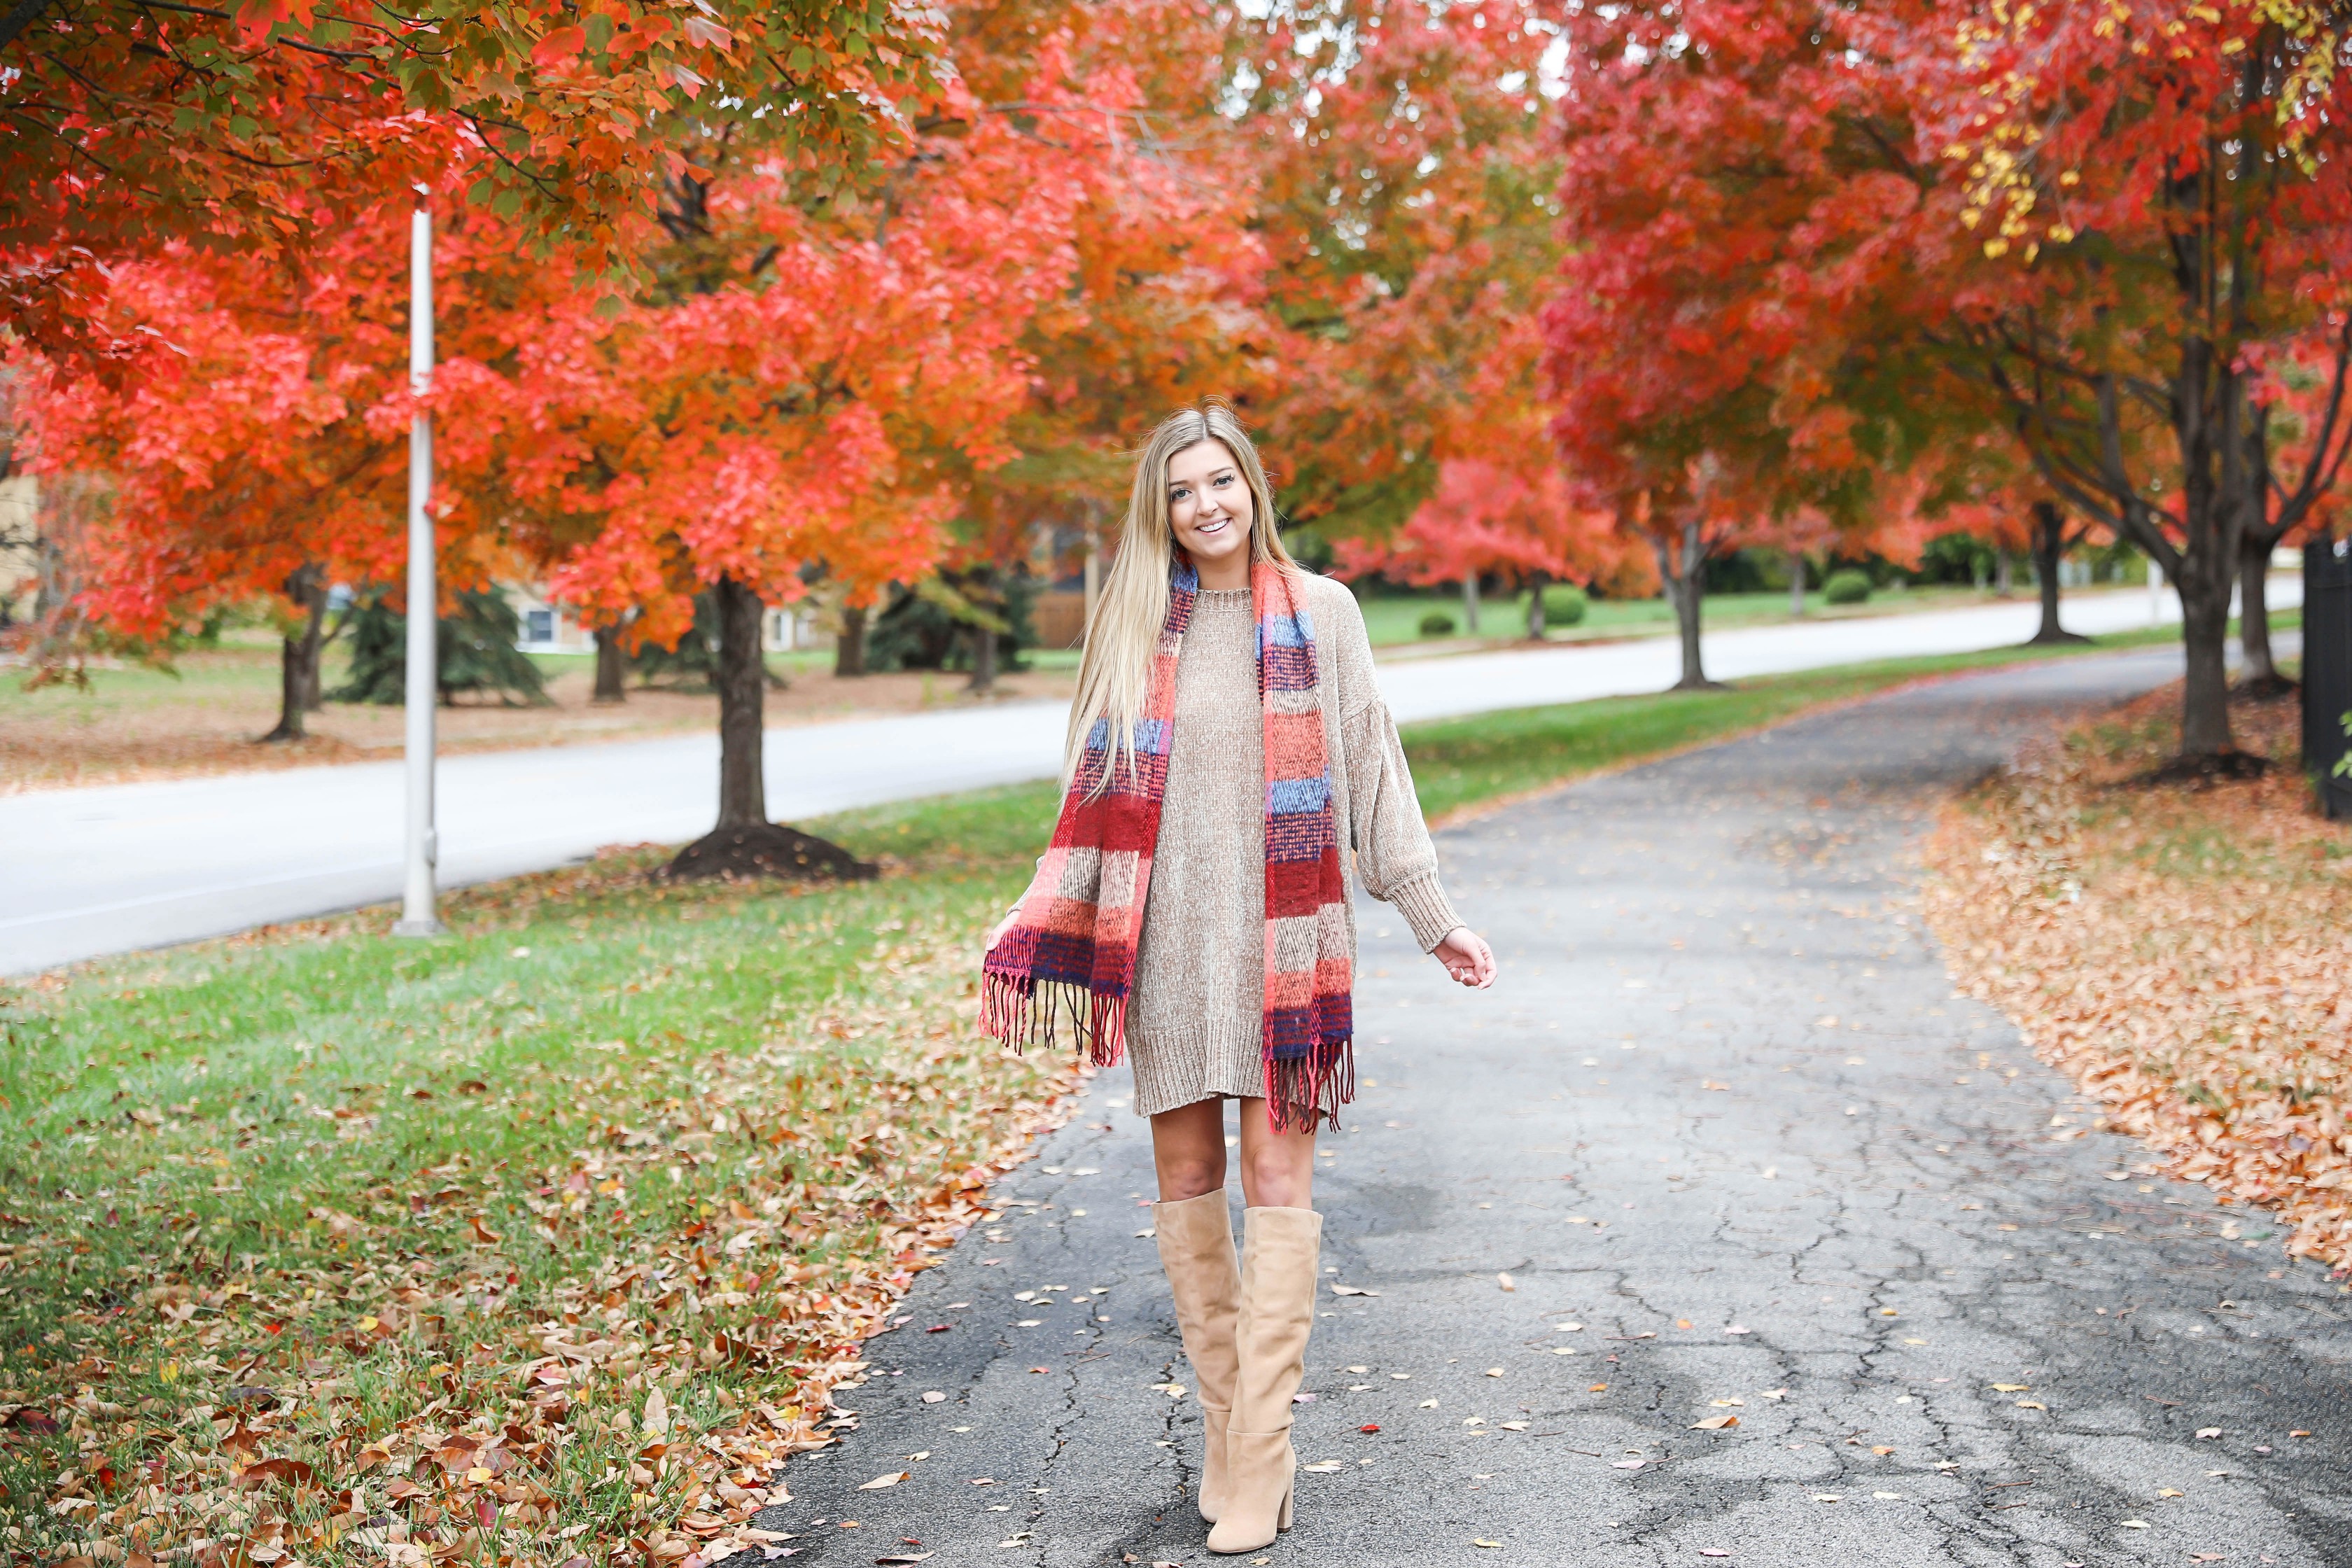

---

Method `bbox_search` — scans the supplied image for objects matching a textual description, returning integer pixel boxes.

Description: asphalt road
[4,583,2258,976]
[738,648,2351,1568]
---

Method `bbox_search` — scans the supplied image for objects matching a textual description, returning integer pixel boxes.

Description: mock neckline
[1194,586,1252,608]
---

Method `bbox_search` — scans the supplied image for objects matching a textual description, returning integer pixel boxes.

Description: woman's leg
[1233,1096,1315,1209]
[1149,1097,1240,1520]
[1151,1096,1229,1200]
[1208,1098,1322,1553]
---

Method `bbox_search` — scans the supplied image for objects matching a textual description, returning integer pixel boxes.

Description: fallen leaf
[921,1392,946,1404]
[858,1472,909,1491]
[2119,1520,2149,1530]
[1990,1384,2030,1393]
[1359,1423,1380,1434]
[876,1556,934,1565]
[1699,1553,1732,1560]
[1871,1446,1895,1455]
[2196,1428,2222,1439]
[1872,1492,1903,1500]
[1499,1422,1528,1432]
[1689,1415,1737,1430]
[2157,1488,2185,1498]
[1484,1366,1505,1378]
[1813,1494,1841,1503]
[1330,1284,1378,1297]
[1611,1459,1644,1470]
[1676,1318,1693,1329]
[1589,1383,1609,1393]
[1301,1461,1344,1474]
[1496,1273,1515,1292]
[1757,1388,1788,1401]
[2016,1401,2047,1410]
[1472,1541,1504,1549]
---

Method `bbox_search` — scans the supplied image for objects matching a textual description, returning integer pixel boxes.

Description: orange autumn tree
[10,175,601,736]
[3,0,940,360]
[934,0,1272,686]
[448,52,1105,874]
[1238,0,1567,546]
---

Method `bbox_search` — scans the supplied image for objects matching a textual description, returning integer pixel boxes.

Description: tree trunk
[835,603,867,677]
[968,616,997,694]
[1655,519,1718,690]
[2237,531,2282,690]
[2027,500,2085,645]
[1787,547,1806,617]
[1463,573,1480,634]
[713,575,768,829]
[1994,550,2014,598]
[1525,570,1548,639]
[261,564,328,743]
[592,624,627,704]
[2176,558,2237,758]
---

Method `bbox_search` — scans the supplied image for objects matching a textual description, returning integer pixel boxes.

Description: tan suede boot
[1154,1190,1241,1522]
[1205,1206,1322,1555]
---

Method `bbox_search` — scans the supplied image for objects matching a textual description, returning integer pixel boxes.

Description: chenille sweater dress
[1120,573,1465,1117]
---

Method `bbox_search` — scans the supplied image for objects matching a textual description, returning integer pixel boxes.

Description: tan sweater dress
[1118,573,1464,1117]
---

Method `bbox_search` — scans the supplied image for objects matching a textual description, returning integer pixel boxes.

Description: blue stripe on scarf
[1268,776,1331,814]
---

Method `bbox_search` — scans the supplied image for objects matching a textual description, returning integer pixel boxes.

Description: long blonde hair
[1065,400,1300,787]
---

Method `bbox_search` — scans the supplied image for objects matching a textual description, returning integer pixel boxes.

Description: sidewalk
[0,583,2283,976]
[727,649,2351,1568]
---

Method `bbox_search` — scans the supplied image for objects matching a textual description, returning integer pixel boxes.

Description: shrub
[1823,569,1873,606]
[1541,584,1590,626]
[333,588,552,706]
[1418,611,1459,638]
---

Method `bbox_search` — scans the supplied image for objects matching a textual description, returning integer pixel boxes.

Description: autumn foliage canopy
[7,0,2352,759]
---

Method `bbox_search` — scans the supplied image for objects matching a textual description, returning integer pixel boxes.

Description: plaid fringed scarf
[981,557,1354,1129]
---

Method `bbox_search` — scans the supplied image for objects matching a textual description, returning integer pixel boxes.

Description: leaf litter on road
[1925,688,2351,1269]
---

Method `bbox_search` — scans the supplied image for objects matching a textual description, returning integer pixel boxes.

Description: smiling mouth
[1194,517,1231,535]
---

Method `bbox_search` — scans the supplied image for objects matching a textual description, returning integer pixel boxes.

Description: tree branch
[0,0,58,53]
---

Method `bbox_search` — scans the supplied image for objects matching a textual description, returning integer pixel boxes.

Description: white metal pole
[395,199,442,937]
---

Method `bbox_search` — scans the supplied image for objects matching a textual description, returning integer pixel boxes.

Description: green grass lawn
[1350,582,2108,648]
[0,621,2229,1567]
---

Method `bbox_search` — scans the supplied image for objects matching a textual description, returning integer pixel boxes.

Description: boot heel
[1278,1478,1294,1532]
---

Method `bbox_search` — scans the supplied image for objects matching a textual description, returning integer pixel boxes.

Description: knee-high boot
[1205,1206,1322,1555]
[1154,1191,1241,1522]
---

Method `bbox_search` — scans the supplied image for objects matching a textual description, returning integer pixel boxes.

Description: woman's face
[1166,438,1254,582]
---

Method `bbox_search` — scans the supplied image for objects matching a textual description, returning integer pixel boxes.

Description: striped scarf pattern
[981,557,1354,1129]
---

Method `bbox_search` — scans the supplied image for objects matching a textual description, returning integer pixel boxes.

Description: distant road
[0,582,2292,975]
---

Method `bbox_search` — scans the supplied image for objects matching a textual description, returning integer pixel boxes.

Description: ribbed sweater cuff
[1387,872,1463,953]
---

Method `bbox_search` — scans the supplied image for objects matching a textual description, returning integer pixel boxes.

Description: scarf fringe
[982,969,1128,1069]
[1263,1038,1355,1133]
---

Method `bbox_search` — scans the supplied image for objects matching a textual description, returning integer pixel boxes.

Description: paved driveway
[738,649,2350,1568]
[4,583,2267,976]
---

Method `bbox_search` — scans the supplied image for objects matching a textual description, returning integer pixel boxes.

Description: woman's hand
[1431,926,1497,988]
[984,906,1021,954]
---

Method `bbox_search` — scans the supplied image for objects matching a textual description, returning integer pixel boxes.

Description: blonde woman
[981,401,1494,1555]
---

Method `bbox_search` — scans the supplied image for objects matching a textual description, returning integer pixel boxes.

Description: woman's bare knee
[1150,1100,1228,1200]
[1156,1157,1227,1202]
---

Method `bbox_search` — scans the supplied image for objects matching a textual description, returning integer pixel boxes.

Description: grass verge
[0,622,2230,1567]
[1924,678,2352,1276]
